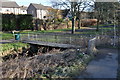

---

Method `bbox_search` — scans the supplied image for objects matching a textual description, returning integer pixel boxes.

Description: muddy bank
[1,48,94,78]
[2,44,67,61]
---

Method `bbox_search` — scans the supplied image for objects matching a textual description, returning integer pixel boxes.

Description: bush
[2,14,16,31]
[2,14,33,31]
[16,14,33,30]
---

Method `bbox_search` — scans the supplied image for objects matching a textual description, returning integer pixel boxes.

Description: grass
[91,24,119,29]
[1,24,118,40]
[20,25,116,35]
[90,24,114,28]
[1,42,29,52]
[20,27,94,34]
[1,32,14,40]
[21,28,72,34]
[75,30,101,35]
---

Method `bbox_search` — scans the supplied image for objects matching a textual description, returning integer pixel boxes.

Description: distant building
[20,6,27,14]
[27,3,52,19]
[1,1,20,14]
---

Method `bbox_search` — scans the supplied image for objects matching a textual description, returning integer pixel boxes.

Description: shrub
[16,14,33,30]
[2,14,33,31]
[2,14,16,31]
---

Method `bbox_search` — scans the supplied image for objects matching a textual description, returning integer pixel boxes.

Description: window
[32,11,34,14]
[43,16,46,18]
[6,9,9,11]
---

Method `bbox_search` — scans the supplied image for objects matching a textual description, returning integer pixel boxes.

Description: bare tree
[77,1,94,29]
[50,0,94,34]
[95,2,120,31]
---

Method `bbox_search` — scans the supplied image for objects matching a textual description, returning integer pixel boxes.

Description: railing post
[70,36,71,44]
[55,35,58,43]
[36,34,37,41]
[28,32,30,40]
[32,34,35,41]
[45,34,47,42]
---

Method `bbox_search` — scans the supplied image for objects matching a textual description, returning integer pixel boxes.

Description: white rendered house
[20,6,27,14]
[27,3,51,19]
[1,1,20,14]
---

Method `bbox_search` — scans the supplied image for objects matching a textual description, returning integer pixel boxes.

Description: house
[27,3,52,19]
[1,1,20,14]
[20,6,27,14]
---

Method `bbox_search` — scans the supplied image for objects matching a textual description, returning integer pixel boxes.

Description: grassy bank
[1,32,14,40]
[1,42,29,57]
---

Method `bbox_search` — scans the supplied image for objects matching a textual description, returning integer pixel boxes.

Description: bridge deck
[22,40,81,49]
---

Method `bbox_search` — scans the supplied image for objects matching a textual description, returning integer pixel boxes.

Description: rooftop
[2,1,19,8]
[20,6,28,10]
[30,3,52,10]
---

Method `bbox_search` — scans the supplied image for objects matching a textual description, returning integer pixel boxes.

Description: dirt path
[78,48,118,78]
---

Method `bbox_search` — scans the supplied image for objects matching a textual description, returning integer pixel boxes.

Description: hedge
[2,14,33,31]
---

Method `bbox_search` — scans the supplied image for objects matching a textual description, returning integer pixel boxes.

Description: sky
[10,0,51,6]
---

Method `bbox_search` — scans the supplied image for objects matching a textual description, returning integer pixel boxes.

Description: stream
[78,48,118,78]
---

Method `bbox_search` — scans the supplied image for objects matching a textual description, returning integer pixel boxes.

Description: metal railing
[20,33,95,46]
[20,32,119,47]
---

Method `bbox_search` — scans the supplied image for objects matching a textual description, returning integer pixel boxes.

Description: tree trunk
[96,14,100,31]
[78,15,81,29]
[67,21,69,28]
[78,19,81,29]
[71,2,75,34]
[72,17,75,34]
[77,5,81,29]
[96,19,99,31]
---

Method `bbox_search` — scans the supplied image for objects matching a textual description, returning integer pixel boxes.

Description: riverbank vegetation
[1,42,29,57]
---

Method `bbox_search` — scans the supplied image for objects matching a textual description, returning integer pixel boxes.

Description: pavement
[0,39,17,44]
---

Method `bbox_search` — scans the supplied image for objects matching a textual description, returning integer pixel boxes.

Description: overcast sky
[9,0,51,6]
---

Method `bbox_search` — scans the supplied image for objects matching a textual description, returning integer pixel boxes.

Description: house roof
[20,6,27,10]
[31,3,52,10]
[2,1,20,8]
[45,6,52,9]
